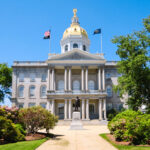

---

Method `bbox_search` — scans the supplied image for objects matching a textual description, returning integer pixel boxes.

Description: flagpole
[100,32,103,54]
[49,29,51,53]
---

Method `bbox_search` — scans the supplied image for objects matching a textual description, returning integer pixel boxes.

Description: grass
[0,138,48,150]
[100,134,150,150]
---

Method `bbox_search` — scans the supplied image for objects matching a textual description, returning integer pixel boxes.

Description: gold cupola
[62,9,88,39]
[60,9,90,53]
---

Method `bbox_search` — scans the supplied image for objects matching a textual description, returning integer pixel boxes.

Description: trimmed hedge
[108,110,150,145]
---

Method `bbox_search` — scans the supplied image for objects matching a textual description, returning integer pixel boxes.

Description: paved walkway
[37,126,117,150]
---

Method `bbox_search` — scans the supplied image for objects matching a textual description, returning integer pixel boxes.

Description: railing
[47,90,106,95]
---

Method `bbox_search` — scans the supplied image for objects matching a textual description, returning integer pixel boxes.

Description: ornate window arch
[18,85,24,97]
[29,85,35,97]
[88,80,95,90]
[73,43,78,48]
[106,85,112,97]
[73,80,80,90]
[40,85,46,97]
[57,80,64,91]
[65,45,68,52]
[83,45,86,51]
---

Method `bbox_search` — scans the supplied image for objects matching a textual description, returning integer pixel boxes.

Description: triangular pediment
[49,49,104,61]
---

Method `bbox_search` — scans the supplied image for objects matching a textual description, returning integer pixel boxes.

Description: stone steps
[56,119,108,126]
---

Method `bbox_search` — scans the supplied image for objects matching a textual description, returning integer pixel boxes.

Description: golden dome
[62,9,88,39]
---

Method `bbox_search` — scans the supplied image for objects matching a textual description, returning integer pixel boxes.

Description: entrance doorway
[58,103,64,119]
[89,103,96,119]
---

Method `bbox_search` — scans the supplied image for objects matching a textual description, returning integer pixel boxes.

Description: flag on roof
[93,29,101,35]
[43,30,50,39]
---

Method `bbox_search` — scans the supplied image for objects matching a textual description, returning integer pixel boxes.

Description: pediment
[49,49,104,61]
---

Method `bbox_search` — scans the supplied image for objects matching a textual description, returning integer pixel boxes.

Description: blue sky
[0,0,150,106]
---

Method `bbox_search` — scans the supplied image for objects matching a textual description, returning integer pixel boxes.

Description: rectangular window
[40,103,47,109]
[19,73,24,82]
[107,103,112,110]
[28,103,35,107]
[106,73,111,79]
[30,73,36,82]
[41,74,46,82]
[18,103,24,108]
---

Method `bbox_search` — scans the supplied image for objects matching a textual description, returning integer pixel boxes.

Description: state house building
[11,9,126,121]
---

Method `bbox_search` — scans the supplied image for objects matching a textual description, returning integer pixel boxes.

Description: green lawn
[100,134,150,150]
[0,138,48,150]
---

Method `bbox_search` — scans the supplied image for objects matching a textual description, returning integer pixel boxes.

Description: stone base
[70,112,84,130]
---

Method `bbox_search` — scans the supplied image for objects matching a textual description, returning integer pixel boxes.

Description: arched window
[106,86,112,97]
[40,86,46,97]
[18,86,24,97]
[65,45,68,52]
[29,85,35,97]
[83,45,86,51]
[88,80,95,90]
[73,43,78,48]
[73,80,80,90]
[57,80,64,91]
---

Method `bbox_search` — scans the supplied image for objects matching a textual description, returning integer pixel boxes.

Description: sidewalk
[36,126,117,150]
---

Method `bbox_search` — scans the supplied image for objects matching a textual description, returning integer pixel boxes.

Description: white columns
[103,98,107,120]
[68,99,72,119]
[85,67,88,91]
[68,67,72,91]
[82,99,85,120]
[86,99,89,120]
[64,99,68,120]
[51,67,55,91]
[81,67,84,91]
[99,99,102,120]
[46,100,49,110]
[51,100,55,115]
[102,67,105,90]
[47,68,50,90]
[98,67,102,91]
[64,67,67,91]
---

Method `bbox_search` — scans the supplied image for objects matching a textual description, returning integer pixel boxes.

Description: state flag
[93,29,101,35]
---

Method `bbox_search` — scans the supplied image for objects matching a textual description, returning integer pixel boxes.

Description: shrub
[107,109,118,121]
[108,110,150,145]
[0,116,25,143]
[19,106,58,134]
[0,106,19,123]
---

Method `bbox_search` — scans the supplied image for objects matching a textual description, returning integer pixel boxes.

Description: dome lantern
[60,9,90,53]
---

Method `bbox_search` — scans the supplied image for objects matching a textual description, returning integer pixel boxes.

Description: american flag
[43,30,50,39]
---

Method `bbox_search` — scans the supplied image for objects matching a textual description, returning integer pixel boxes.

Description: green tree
[112,16,150,111]
[0,64,12,102]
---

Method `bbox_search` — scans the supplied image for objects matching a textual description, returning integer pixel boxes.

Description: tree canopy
[112,16,150,111]
[0,64,12,103]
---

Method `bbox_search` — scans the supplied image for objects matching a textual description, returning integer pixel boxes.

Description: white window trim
[29,85,36,98]
[106,85,113,97]
[41,74,46,82]
[40,85,47,98]
[18,85,24,98]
